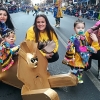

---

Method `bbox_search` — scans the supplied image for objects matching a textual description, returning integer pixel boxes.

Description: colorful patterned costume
[0,42,14,72]
[0,21,20,71]
[62,34,96,69]
[0,41,20,72]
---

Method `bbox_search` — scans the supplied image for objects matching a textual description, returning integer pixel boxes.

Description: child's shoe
[78,75,84,84]
[55,24,57,27]
[56,24,60,27]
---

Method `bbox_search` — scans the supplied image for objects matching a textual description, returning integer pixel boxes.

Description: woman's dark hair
[33,14,58,42]
[0,7,15,30]
[74,19,85,28]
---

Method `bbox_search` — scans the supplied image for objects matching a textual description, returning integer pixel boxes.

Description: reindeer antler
[25,40,38,55]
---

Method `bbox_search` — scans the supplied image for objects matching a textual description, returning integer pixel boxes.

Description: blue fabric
[53,7,58,18]
[0,22,8,35]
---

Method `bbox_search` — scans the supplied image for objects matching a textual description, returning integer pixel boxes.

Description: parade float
[0,40,78,100]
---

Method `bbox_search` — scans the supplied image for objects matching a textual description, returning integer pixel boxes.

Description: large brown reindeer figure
[0,40,78,100]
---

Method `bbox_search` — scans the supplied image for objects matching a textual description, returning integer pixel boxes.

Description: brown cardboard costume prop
[0,40,78,100]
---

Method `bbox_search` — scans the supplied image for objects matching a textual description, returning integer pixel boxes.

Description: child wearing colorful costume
[0,21,19,72]
[62,19,97,83]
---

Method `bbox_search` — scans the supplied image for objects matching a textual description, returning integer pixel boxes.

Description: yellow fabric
[55,0,62,8]
[85,31,100,50]
[26,26,59,56]
[61,6,66,11]
[57,7,63,18]
[67,42,86,68]
[2,53,12,67]
[68,53,84,68]
[34,5,38,10]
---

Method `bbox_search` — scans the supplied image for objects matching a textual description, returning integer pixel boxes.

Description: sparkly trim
[1,54,12,67]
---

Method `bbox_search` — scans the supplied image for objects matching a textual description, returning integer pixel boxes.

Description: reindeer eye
[31,58,35,63]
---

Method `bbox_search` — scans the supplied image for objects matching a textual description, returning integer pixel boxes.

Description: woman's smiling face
[36,16,46,32]
[0,10,7,22]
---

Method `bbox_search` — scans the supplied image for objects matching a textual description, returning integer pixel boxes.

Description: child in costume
[0,21,19,72]
[62,19,97,83]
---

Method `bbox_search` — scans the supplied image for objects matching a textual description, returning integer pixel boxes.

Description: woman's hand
[45,53,54,59]
[90,33,98,42]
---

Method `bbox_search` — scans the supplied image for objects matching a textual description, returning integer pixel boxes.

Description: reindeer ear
[20,41,30,53]
[25,40,38,54]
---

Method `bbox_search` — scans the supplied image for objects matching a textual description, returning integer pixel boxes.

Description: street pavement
[0,11,100,100]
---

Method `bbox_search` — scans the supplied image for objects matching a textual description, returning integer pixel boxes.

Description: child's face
[4,33,15,44]
[74,23,85,35]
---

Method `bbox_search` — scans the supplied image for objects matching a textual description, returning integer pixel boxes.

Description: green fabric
[98,12,100,20]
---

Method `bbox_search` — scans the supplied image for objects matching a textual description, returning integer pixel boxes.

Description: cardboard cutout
[0,40,78,100]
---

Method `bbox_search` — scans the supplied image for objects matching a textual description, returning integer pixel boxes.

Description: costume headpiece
[95,20,100,26]
[87,20,100,45]
[91,20,100,31]
[0,21,8,35]
[87,20,100,33]
[0,21,14,38]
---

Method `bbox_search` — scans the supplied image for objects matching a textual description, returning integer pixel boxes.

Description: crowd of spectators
[64,3,100,20]
[0,3,20,13]
[1,1,100,21]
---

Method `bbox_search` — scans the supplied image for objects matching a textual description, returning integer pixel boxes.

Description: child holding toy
[62,19,98,83]
[0,21,19,72]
